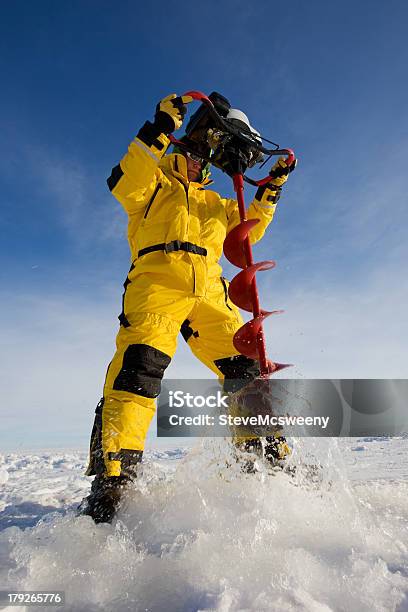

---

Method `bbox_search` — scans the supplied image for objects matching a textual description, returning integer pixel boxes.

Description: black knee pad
[113,343,171,398]
[214,355,260,393]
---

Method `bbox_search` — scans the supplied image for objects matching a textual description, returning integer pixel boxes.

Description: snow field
[0,438,407,611]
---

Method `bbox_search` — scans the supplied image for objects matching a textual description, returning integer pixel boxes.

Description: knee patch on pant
[214,355,260,393]
[113,343,171,398]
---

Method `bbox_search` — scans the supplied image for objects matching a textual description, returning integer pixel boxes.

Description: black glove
[268,156,297,187]
[137,93,193,149]
[255,156,297,203]
[154,93,193,135]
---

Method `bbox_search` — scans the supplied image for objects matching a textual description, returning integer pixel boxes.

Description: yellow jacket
[109,132,278,296]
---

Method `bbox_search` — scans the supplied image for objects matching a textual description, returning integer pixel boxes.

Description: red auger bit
[225,172,292,378]
[171,91,296,378]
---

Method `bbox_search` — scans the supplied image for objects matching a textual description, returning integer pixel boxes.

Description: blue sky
[1,0,407,449]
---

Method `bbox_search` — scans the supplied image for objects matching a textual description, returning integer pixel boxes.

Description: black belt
[138,240,207,258]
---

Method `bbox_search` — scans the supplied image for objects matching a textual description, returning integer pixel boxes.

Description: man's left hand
[268,156,297,187]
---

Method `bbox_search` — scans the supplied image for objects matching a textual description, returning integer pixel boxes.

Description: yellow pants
[86,253,266,477]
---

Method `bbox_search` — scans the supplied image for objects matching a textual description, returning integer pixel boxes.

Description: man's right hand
[154,94,193,135]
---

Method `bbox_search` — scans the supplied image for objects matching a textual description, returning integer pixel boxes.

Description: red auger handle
[183,90,214,107]
[255,148,297,187]
[168,91,215,151]
[284,148,296,167]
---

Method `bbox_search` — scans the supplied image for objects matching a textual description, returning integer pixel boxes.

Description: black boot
[234,437,291,473]
[264,436,291,466]
[79,475,131,524]
[234,438,263,473]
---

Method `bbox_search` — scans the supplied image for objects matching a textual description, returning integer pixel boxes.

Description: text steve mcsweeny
[168,413,330,429]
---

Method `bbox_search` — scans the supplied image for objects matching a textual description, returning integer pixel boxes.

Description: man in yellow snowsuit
[82,94,295,523]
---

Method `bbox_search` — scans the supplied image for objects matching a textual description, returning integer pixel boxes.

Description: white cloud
[263,266,408,379]
[0,130,128,255]
[25,143,127,249]
[0,291,209,450]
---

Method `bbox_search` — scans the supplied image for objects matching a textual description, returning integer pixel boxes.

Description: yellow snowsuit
[86,128,282,478]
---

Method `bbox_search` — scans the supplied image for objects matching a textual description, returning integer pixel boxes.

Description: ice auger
[169,91,296,378]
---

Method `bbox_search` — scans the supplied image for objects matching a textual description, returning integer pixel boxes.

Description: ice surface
[0,439,407,611]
